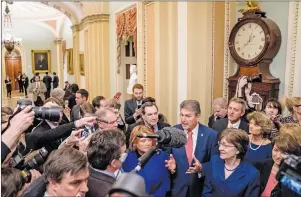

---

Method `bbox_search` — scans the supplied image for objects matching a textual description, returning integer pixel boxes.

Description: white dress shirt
[227,119,241,129]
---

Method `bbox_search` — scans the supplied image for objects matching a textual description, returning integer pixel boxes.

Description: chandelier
[2,1,21,54]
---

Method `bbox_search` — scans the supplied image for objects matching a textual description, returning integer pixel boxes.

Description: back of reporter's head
[87,129,126,171]
[43,148,89,196]
[1,168,26,197]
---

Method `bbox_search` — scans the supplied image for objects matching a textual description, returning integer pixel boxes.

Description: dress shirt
[184,123,199,156]
[227,119,241,129]
[90,166,115,178]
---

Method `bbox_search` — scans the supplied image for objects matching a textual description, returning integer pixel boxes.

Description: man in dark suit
[171,100,218,197]
[52,72,59,88]
[124,83,144,125]
[86,129,126,197]
[70,89,88,122]
[35,54,48,70]
[43,72,52,99]
[126,102,170,147]
[208,97,228,128]
[213,97,249,134]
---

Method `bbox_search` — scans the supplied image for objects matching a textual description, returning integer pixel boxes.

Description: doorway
[5,49,22,91]
[119,40,137,116]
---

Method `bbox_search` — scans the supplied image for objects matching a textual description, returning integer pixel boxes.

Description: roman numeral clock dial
[234,22,266,61]
[227,10,282,110]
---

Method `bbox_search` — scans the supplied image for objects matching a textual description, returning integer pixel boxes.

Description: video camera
[276,154,301,195]
[10,148,49,183]
[247,73,262,83]
[17,99,61,122]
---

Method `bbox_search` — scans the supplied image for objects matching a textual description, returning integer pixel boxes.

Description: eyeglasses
[218,141,235,149]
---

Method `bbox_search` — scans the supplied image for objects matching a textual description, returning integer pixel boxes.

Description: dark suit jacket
[36,59,47,70]
[170,123,218,197]
[43,75,52,89]
[208,115,227,128]
[126,120,170,148]
[25,120,75,153]
[124,99,140,124]
[253,159,301,197]
[212,118,249,134]
[86,167,116,197]
[70,104,81,122]
[53,75,59,88]
[202,155,260,197]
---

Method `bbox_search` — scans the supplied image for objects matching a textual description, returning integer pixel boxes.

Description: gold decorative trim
[53,38,63,44]
[223,1,231,99]
[287,2,299,96]
[71,14,110,32]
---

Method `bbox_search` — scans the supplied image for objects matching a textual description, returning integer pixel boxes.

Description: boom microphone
[136,127,187,148]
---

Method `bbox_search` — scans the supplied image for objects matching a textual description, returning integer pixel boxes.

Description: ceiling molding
[71,14,109,32]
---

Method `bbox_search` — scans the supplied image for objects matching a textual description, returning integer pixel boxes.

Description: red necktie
[186,132,193,165]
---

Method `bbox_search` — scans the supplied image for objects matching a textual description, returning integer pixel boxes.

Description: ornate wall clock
[228,9,282,103]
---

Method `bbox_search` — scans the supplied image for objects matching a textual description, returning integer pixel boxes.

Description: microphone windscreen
[158,127,187,148]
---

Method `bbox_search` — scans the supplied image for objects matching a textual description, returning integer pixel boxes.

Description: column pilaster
[54,38,64,88]
[71,26,81,84]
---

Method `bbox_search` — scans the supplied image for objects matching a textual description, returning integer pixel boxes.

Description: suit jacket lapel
[194,123,204,161]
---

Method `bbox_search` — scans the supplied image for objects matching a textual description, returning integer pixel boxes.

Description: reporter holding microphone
[122,125,176,197]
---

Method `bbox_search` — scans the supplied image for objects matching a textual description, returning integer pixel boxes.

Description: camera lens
[33,106,61,122]
[17,99,32,109]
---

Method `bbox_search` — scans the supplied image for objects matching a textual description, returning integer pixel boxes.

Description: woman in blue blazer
[202,128,260,197]
[122,125,174,197]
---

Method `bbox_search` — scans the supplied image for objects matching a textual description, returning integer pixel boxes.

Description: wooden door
[5,56,22,91]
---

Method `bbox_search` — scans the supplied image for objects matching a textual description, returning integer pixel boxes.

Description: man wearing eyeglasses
[95,108,119,130]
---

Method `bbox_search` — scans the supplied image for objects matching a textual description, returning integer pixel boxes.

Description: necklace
[249,136,264,151]
[224,164,239,171]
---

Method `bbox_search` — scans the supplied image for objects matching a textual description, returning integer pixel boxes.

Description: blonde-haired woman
[122,125,174,197]
[245,111,273,162]
[281,97,301,124]
[279,123,301,144]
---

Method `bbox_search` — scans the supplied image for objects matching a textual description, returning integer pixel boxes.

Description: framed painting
[31,50,51,73]
[67,48,74,74]
[79,53,84,76]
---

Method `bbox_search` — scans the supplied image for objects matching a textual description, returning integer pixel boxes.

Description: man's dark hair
[142,97,156,105]
[35,73,40,76]
[87,129,126,170]
[43,148,88,183]
[1,168,26,197]
[53,72,56,75]
[45,72,48,75]
[141,102,158,115]
[92,96,106,108]
[69,84,79,93]
[76,89,89,99]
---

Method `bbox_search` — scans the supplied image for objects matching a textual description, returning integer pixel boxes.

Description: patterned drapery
[116,7,137,74]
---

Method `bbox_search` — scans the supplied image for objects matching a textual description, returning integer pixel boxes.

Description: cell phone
[137,104,142,109]
[81,129,90,139]
[251,94,261,105]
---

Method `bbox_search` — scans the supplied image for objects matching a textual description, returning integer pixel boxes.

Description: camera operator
[21,148,89,197]
[1,167,41,197]
[24,99,95,153]
[2,106,34,163]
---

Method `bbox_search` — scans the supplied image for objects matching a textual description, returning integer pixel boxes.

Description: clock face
[234,22,266,61]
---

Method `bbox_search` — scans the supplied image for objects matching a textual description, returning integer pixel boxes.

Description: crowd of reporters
[1,82,301,197]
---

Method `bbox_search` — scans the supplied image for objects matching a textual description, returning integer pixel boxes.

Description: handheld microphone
[133,147,158,172]
[136,127,187,148]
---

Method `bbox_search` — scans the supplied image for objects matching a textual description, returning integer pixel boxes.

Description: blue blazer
[122,151,170,197]
[202,155,260,197]
[170,123,218,197]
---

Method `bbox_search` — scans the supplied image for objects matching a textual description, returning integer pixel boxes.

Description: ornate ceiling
[2,2,64,21]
